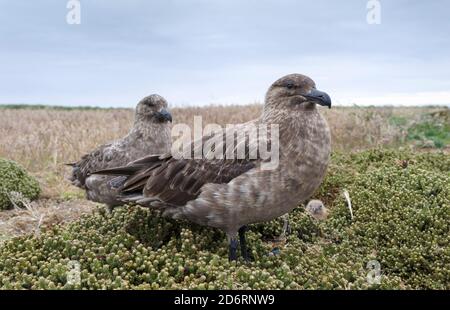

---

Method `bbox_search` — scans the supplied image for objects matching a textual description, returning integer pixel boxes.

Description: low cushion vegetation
[0,149,448,289]
[0,158,41,210]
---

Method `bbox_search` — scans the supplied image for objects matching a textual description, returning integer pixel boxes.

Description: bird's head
[265,74,331,111]
[135,94,172,123]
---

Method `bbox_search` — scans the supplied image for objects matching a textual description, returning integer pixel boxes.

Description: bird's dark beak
[156,108,172,122]
[304,89,332,109]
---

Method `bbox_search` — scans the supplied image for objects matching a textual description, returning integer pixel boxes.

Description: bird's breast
[277,112,331,206]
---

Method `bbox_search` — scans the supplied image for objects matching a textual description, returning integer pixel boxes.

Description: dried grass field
[0,106,446,199]
[0,105,449,289]
[1,105,445,174]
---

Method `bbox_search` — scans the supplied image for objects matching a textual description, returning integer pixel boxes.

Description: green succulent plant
[0,158,41,210]
[0,149,448,289]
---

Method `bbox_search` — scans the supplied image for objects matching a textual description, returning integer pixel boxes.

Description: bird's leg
[239,226,252,262]
[228,236,239,261]
[283,214,291,236]
[278,214,290,240]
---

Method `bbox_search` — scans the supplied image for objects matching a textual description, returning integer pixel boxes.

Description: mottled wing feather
[69,142,127,188]
[68,144,108,188]
[96,122,266,207]
[134,157,256,206]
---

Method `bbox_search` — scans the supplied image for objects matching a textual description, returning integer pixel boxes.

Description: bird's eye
[285,82,294,89]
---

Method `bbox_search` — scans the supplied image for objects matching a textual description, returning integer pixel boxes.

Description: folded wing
[94,121,272,206]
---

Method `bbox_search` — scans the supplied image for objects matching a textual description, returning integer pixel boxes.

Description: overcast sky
[1,0,449,107]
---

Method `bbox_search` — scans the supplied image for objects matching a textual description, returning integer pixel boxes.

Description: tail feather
[92,165,142,176]
[118,194,145,203]
[128,154,165,166]
[116,194,160,207]
[137,197,160,205]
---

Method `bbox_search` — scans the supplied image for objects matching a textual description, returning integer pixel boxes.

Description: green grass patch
[407,121,450,148]
[388,115,408,127]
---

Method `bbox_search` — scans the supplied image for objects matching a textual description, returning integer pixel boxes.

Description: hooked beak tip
[157,109,172,122]
[305,89,332,108]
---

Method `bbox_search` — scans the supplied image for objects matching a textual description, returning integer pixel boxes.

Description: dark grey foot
[228,238,239,261]
[239,226,253,262]
[285,220,291,235]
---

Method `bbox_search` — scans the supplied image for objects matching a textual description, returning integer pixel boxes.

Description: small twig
[343,190,354,220]
[5,191,44,235]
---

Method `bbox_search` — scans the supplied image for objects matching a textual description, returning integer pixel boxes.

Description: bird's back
[68,126,170,190]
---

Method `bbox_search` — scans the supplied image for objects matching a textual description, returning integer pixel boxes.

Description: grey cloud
[0,0,449,106]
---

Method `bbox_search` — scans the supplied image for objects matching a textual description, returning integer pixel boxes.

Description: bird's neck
[261,105,316,133]
[127,120,172,150]
[261,104,330,162]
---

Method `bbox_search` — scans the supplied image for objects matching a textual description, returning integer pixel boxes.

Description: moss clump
[0,149,448,289]
[0,158,41,210]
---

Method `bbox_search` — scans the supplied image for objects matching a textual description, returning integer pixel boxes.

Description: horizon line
[1,102,449,109]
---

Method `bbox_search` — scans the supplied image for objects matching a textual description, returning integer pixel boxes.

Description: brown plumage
[95,74,332,260]
[67,94,172,210]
